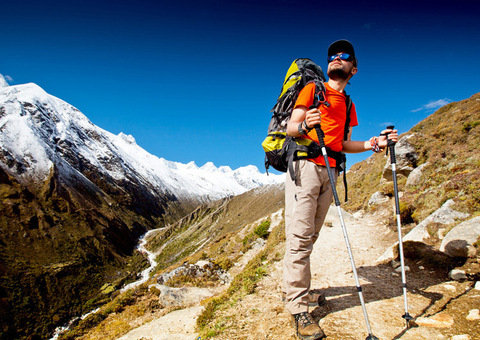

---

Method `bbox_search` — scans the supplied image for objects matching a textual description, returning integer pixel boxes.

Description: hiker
[283,39,398,339]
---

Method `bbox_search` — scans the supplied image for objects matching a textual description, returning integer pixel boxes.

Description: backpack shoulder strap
[342,93,352,202]
[344,93,352,141]
[310,81,328,109]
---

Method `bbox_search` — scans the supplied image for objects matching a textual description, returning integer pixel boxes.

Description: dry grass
[340,93,480,224]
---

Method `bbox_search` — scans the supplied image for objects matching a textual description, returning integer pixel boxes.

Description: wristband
[298,122,308,136]
[370,137,380,153]
[302,120,313,132]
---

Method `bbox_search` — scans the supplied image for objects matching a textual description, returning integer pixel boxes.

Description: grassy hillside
[56,184,285,339]
[147,183,285,274]
[195,92,480,339]
[340,92,480,224]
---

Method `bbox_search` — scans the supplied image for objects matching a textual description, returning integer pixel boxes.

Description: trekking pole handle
[385,125,396,148]
[383,125,396,164]
[314,124,326,148]
[308,104,327,149]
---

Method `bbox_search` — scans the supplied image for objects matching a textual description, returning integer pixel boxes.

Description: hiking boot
[282,289,327,307]
[290,311,325,340]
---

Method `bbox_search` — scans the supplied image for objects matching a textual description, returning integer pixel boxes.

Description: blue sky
[2,0,479,173]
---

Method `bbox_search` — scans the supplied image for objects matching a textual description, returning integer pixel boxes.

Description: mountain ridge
[0,75,283,201]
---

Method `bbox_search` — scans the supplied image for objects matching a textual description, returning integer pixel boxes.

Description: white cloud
[5,75,13,83]
[411,98,451,112]
[379,122,394,128]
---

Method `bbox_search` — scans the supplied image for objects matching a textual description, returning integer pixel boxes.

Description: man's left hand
[378,128,398,149]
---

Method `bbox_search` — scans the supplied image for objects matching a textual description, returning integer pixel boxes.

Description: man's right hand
[305,107,321,129]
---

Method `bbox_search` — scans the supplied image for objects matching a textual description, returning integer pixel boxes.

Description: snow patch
[0,79,284,201]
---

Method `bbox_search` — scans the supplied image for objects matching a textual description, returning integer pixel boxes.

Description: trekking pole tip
[403,312,417,328]
[366,335,379,340]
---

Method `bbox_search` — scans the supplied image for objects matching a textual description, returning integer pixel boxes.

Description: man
[283,39,398,339]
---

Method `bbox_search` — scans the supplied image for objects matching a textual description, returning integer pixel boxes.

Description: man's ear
[351,67,358,76]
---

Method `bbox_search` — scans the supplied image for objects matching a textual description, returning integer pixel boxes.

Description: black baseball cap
[328,39,357,66]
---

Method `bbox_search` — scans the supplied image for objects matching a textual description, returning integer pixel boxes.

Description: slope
[340,92,480,223]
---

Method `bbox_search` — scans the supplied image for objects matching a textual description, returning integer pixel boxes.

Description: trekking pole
[314,122,378,340]
[384,125,413,328]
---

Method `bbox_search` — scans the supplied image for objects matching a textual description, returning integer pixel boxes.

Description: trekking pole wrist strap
[369,136,381,153]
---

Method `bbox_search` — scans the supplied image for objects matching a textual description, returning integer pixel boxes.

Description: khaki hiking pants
[283,159,337,315]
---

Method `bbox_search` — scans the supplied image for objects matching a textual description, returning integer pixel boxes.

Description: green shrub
[462,120,480,132]
[254,220,270,239]
[196,295,228,329]
[216,258,234,271]
[242,232,256,252]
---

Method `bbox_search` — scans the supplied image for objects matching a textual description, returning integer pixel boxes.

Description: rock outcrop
[440,216,480,258]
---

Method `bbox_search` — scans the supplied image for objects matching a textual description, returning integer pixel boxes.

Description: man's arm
[343,128,398,153]
[286,106,322,137]
[342,129,370,153]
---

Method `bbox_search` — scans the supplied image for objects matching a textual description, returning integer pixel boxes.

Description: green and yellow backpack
[262,58,327,175]
[262,58,352,199]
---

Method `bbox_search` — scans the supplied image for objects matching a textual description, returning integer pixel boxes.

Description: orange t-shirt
[294,82,358,167]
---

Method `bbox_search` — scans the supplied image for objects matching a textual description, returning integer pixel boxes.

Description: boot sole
[296,332,326,340]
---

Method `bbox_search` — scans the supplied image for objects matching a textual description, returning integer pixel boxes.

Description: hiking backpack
[261,58,352,200]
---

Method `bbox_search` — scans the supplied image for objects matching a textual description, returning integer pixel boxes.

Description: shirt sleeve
[294,82,316,109]
[350,102,358,127]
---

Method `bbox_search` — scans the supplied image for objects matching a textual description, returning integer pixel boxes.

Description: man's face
[327,52,357,80]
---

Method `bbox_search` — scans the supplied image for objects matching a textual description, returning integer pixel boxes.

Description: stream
[121,229,159,292]
[50,229,160,339]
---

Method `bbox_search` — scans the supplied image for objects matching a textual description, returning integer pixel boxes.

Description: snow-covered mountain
[0,74,283,203]
[0,74,285,339]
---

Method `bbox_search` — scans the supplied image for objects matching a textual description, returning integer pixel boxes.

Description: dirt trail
[205,208,475,340]
[307,208,448,340]
[119,208,476,340]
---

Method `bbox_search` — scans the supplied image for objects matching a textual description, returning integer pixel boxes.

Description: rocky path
[117,306,203,340]
[117,208,477,340]
[308,209,452,340]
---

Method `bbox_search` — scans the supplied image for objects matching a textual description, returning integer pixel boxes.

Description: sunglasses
[328,53,353,63]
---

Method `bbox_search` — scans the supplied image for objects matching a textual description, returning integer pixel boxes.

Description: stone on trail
[415,313,454,328]
[376,199,470,264]
[395,265,410,273]
[451,335,471,340]
[404,199,470,244]
[117,306,204,340]
[449,269,467,281]
[466,309,480,321]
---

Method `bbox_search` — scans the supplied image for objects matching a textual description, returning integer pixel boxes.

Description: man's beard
[327,67,349,80]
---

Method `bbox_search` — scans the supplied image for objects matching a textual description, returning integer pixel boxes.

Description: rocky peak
[0,74,8,88]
